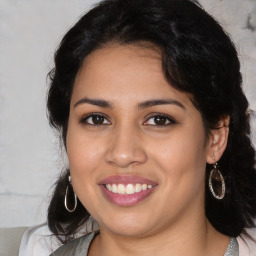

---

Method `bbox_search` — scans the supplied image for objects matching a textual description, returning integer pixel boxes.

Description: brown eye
[92,115,105,125]
[144,114,175,126]
[154,116,168,125]
[81,114,111,126]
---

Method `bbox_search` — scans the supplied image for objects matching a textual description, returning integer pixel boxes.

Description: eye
[144,114,175,126]
[80,113,111,126]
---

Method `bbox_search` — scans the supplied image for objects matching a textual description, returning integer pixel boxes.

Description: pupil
[155,116,166,125]
[92,115,103,125]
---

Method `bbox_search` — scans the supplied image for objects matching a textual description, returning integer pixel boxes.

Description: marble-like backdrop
[0,0,255,227]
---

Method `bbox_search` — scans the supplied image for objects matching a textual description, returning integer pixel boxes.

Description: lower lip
[100,185,156,207]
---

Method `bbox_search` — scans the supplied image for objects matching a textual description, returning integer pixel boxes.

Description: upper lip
[99,174,157,185]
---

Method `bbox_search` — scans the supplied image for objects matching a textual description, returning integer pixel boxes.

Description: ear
[206,115,230,164]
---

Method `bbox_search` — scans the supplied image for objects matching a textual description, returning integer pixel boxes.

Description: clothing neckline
[51,231,239,256]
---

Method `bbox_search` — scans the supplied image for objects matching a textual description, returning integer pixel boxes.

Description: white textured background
[0,0,255,227]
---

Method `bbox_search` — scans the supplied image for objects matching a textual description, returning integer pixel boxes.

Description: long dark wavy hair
[47,0,256,243]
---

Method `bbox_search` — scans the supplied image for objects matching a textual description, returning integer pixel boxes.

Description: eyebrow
[138,99,185,110]
[74,97,113,108]
[74,97,185,110]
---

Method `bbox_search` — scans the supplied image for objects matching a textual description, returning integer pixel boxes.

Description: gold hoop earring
[208,163,225,200]
[64,175,77,212]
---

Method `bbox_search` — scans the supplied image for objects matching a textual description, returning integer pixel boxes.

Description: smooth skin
[66,44,230,256]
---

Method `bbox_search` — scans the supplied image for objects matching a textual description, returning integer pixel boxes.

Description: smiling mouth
[104,183,155,195]
[99,175,157,206]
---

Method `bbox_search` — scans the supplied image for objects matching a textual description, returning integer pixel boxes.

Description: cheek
[66,123,104,177]
[150,124,207,192]
[151,126,206,167]
[66,124,103,211]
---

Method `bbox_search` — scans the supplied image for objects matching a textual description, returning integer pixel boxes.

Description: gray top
[50,232,97,256]
[50,232,239,256]
[224,237,239,256]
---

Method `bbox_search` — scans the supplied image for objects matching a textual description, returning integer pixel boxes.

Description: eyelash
[80,113,111,126]
[143,113,176,127]
[79,113,176,127]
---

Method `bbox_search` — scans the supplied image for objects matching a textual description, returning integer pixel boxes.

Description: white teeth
[106,184,112,191]
[112,184,117,193]
[117,184,126,194]
[135,183,142,193]
[142,184,147,190]
[105,183,154,195]
[126,184,135,194]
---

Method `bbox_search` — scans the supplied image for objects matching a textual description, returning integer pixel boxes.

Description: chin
[107,225,153,238]
[99,214,155,237]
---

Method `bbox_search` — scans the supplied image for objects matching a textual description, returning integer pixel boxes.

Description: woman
[46,0,256,255]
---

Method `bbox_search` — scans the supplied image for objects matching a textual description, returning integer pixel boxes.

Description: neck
[89,212,230,256]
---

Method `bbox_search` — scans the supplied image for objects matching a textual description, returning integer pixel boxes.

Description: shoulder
[16,217,98,256]
[50,232,97,256]
[238,227,256,256]
[0,224,57,256]
[19,223,61,256]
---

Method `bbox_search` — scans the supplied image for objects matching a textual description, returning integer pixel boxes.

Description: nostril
[104,129,147,167]
[105,148,147,168]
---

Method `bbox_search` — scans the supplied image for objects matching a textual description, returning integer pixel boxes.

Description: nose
[104,124,147,168]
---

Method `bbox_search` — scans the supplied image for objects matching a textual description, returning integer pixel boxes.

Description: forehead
[77,44,163,84]
[72,44,192,107]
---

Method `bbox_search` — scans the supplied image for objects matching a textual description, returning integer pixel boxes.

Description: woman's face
[66,44,213,237]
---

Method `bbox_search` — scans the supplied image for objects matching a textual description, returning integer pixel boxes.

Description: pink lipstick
[99,175,157,206]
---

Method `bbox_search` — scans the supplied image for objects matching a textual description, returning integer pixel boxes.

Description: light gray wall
[0,0,255,227]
